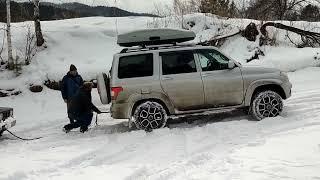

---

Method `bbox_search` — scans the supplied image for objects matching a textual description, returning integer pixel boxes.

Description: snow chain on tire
[133,101,168,131]
[251,90,283,120]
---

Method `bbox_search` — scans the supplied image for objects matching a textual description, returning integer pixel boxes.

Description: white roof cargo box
[117,28,196,47]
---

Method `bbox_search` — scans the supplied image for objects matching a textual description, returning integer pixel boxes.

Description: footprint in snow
[247,139,266,147]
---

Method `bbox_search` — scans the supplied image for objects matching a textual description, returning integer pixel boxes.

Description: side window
[197,49,229,71]
[118,54,153,79]
[161,51,197,75]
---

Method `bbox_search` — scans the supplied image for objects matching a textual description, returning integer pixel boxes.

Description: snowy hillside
[1,14,320,90]
[0,14,320,179]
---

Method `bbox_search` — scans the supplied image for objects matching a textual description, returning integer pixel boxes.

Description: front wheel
[251,90,284,120]
[133,102,168,131]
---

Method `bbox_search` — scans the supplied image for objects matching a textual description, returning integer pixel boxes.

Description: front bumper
[0,117,16,131]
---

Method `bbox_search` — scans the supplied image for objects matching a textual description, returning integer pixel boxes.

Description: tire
[133,101,168,131]
[251,90,283,120]
[97,73,111,104]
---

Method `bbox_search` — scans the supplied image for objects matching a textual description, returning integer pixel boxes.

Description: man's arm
[79,75,84,86]
[61,77,68,101]
[90,102,101,114]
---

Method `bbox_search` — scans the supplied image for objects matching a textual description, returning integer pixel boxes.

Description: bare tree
[6,0,14,70]
[246,0,320,20]
[0,25,6,64]
[24,25,36,65]
[200,0,231,17]
[173,0,201,28]
[33,0,44,46]
[149,2,174,28]
[173,0,185,28]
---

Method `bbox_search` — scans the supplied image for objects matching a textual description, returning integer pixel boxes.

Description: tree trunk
[6,0,14,70]
[33,0,44,47]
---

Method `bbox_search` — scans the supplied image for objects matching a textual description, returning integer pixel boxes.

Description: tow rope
[5,129,43,141]
[2,111,110,140]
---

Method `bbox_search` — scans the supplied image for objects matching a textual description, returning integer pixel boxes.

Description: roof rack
[120,43,199,53]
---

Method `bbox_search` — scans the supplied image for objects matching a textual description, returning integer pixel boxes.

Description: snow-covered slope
[1,14,320,91]
[0,16,152,90]
[1,14,320,180]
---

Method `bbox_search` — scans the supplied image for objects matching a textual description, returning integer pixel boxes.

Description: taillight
[111,87,123,100]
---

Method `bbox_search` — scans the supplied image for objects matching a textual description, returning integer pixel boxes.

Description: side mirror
[228,61,236,69]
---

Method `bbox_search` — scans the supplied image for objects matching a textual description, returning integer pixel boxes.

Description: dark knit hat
[70,64,77,71]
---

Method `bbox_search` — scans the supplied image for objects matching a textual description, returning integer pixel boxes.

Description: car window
[197,49,229,71]
[118,54,153,79]
[161,51,197,75]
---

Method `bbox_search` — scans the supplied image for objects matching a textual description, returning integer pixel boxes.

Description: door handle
[162,77,173,81]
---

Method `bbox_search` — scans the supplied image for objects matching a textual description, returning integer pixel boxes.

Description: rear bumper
[0,117,16,131]
[111,102,130,119]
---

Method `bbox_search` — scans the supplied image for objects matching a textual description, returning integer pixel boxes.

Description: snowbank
[1,14,320,90]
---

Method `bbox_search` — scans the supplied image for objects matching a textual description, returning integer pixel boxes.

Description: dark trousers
[64,112,93,131]
[67,100,75,124]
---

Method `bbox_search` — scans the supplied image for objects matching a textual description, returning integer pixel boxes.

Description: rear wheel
[133,101,168,131]
[251,90,283,120]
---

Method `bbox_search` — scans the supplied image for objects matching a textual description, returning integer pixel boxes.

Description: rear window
[161,51,197,75]
[118,54,153,79]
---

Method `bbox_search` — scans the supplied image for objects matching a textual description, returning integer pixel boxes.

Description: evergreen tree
[229,1,237,17]
[200,0,230,17]
[300,4,320,22]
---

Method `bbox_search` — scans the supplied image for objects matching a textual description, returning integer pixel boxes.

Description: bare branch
[261,22,320,47]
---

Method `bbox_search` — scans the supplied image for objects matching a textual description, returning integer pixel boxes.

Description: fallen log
[198,30,241,47]
[0,89,21,97]
[260,22,320,47]
[199,23,260,47]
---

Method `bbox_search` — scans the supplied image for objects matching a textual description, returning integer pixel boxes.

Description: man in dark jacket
[63,82,101,133]
[61,64,84,124]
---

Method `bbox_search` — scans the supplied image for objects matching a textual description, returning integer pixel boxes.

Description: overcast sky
[34,0,174,13]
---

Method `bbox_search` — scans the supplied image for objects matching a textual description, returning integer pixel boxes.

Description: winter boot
[63,125,71,133]
[80,127,88,133]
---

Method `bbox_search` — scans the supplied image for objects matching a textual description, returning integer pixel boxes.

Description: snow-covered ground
[1,14,320,179]
[1,67,320,180]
